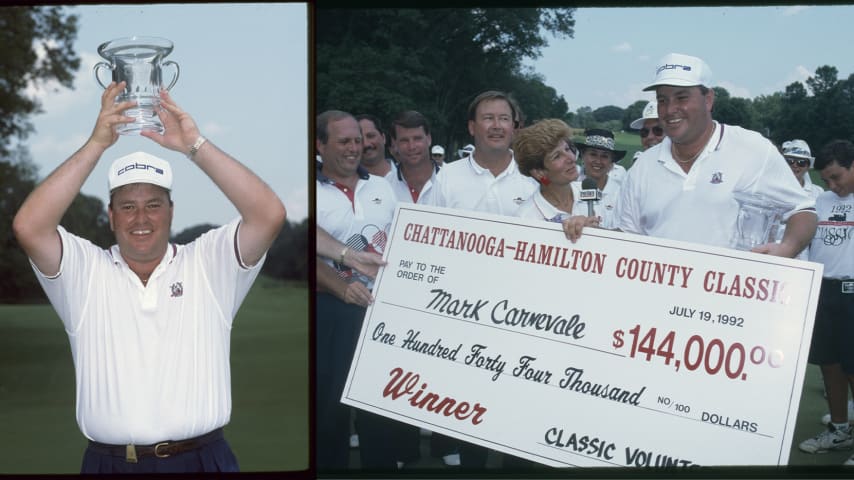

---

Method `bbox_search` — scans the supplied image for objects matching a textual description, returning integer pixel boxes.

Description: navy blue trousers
[316,293,419,471]
[80,435,239,473]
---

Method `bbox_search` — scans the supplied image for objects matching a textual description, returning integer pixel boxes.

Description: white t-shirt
[775,178,824,259]
[619,122,816,249]
[809,191,854,279]
[32,219,264,445]
[436,149,537,216]
[317,168,396,288]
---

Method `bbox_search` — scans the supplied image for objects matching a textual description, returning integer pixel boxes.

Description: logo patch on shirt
[372,197,382,204]
[710,172,723,184]
[513,197,524,205]
[170,282,183,298]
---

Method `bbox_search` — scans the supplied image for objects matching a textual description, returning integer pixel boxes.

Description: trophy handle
[162,61,180,92]
[93,62,113,89]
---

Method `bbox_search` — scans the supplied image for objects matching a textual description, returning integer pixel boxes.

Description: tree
[622,100,648,131]
[0,148,41,302]
[806,65,839,97]
[592,105,623,123]
[316,8,575,151]
[711,87,757,131]
[0,6,80,156]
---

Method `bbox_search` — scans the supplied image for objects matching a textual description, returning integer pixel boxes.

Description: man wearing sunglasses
[773,140,824,261]
[782,139,824,197]
[629,101,666,159]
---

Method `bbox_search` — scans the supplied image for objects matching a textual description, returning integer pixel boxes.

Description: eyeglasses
[431,153,443,157]
[785,157,810,168]
[640,126,664,138]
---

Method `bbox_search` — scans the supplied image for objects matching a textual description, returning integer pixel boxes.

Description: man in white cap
[774,139,825,260]
[782,139,824,197]
[12,81,287,473]
[430,144,446,165]
[629,101,665,161]
[566,52,817,256]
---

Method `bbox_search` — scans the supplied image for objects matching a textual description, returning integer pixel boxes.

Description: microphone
[580,178,601,217]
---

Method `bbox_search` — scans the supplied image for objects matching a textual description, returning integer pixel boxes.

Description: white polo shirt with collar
[515,182,585,223]
[619,122,816,249]
[436,149,537,216]
[385,162,444,206]
[32,218,264,445]
[317,167,396,288]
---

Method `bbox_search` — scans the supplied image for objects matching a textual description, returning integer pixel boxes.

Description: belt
[823,278,854,294]
[87,428,224,463]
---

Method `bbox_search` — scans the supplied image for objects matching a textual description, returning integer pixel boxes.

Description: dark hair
[389,111,431,139]
[467,90,522,128]
[316,110,355,144]
[356,114,384,135]
[815,139,854,170]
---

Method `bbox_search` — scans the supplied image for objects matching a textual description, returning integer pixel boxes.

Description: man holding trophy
[12,39,287,472]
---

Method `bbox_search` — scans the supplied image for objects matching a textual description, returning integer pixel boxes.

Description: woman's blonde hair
[512,118,573,177]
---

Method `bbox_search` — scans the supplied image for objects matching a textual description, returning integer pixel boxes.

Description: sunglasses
[640,126,664,138]
[785,157,810,168]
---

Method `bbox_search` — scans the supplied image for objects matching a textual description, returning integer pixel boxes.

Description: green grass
[0,275,308,474]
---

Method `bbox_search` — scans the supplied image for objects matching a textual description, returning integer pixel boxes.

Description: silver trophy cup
[730,192,784,251]
[94,36,180,135]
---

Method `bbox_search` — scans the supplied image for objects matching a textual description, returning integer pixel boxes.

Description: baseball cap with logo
[431,145,445,155]
[781,139,815,166]
[108,151,173,192]
[629,101,659,129]
[643,53,712,91]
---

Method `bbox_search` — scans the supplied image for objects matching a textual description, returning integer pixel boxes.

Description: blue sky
[525,5,854,112]
[23,3,308,232]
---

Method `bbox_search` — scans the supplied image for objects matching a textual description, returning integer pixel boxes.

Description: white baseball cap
[781,139,815,167]
[108,151,173,192]
[431,145,445,155]
[629,101,659,129]
[643,53,712,91]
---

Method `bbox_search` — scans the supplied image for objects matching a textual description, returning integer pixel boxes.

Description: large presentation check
[341,204,823,467]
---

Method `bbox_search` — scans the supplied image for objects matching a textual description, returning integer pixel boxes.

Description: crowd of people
[315,52,854,471]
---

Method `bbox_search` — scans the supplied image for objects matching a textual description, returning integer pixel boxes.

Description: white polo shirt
[515,182,585,223]
[317,166,396,288]
[32,218,263,445]
[809,191,854,279]
[619,122,816,249]
[384,162,444,206]
[436,149,537,216]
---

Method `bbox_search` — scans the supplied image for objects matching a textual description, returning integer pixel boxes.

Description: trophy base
[118,106,164,136]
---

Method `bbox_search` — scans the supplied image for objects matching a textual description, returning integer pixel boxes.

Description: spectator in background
[774,139,824,260]
[315,110,397,471]
[437,90,537,217]
[798,139,854,464]
[629,100,665,163]
[357,114,396,178]
[435,90,537,469]
[431,145,446,166]
[575,128,625,229]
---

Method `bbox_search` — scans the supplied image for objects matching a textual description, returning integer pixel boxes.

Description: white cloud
[612,42,632,53]
[782,6,810,16]
[283,185,308,221]
[718,80,752,99]
[26,51,102,119]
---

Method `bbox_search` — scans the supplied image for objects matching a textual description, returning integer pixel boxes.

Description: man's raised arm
[13,82,134,276]
[142,90,287,267]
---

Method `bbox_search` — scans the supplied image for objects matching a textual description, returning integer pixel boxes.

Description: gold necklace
[672,144,703,164]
